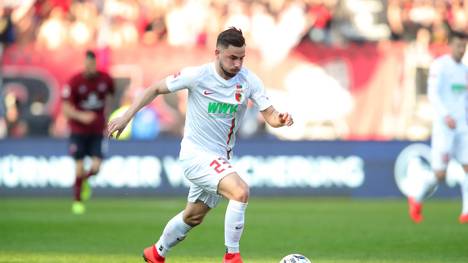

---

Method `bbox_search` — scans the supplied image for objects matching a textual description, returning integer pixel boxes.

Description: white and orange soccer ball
[280,254,312,263]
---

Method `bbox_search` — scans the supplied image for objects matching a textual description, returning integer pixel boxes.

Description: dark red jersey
[62,71,114,135]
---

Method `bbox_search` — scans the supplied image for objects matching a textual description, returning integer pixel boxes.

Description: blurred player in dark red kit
[62,50,114,215]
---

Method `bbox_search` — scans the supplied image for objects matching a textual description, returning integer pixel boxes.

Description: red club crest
[172,71,181,78]
[235,84,243,102]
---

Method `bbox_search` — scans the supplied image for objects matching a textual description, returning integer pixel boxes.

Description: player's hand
[79,111,96,124]
[279,112,294,127]
[107,116,130,139]
[444,115,456,129]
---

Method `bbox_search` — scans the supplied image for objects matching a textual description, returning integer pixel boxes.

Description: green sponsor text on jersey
[207,102,238,117]
[451,83,466,93]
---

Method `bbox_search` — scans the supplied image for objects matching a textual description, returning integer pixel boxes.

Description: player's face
[451,37,467,63]
[216,45,245,79]
[84,57,97,75]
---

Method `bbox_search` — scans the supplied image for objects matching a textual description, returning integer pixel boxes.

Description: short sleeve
[249,73,272,111]
[61,84,72,100]
[165,66,202,92]
[62,76,75,102]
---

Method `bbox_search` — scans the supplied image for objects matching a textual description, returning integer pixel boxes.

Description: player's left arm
[248,72,293,128]
[260,105,293,128]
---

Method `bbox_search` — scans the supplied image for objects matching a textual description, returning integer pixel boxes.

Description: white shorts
[179,151,237,208]
[431,125,468,170]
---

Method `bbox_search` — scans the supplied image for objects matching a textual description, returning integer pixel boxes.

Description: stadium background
[1,1,468,263]
[1,0,465,196]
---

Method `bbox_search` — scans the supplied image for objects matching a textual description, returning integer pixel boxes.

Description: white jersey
[428,54,468,131]
[166,63,272,159]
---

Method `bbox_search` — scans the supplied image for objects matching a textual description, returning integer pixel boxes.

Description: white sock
[461,174,468,215]
[224,200,247,253]
[414,172,438,202]
[411,176,427,202]
[155,211,192,257]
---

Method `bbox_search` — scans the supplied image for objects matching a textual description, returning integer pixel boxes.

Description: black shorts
[69,134,104,160]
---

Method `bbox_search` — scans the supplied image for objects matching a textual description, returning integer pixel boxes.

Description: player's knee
[90,166,100,175]
[183,213,205,227]
[435,171,446,182]
[91,161,102,174]
[462,165,468,174]
[231,185,249,203]
[76,169,85,178]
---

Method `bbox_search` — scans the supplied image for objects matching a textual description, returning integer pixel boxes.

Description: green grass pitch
[1,197,468,263]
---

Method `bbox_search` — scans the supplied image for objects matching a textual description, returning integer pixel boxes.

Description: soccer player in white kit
[107,28,294,262]
[407,32,468,224]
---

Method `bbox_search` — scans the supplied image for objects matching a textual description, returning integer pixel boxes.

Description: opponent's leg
[82,135,104,201]
[81,157,101,201]
[69,135,86,214]
[72,159,86,214]
[85,157,101,179]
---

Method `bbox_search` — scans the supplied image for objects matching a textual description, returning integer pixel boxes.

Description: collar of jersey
[210,62,238,87]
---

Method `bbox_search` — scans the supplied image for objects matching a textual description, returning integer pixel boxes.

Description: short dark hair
[216,27,245,48]
[85,50,96,59]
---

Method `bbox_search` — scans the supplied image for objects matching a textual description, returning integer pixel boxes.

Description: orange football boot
[223,253,243,263]
[459,214,468,224]
[142,245,165,263]
[408,197,423,223]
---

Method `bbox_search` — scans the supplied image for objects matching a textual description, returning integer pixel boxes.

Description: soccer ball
[280,254,312,263]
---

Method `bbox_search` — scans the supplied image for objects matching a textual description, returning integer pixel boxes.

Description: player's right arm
[108,66,200,138]
[62,101,96,124]
[61,83,96,124]
[107,79,171,138]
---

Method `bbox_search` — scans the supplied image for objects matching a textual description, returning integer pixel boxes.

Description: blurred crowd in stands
[0,0,465,50]
[1,0,467,140]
